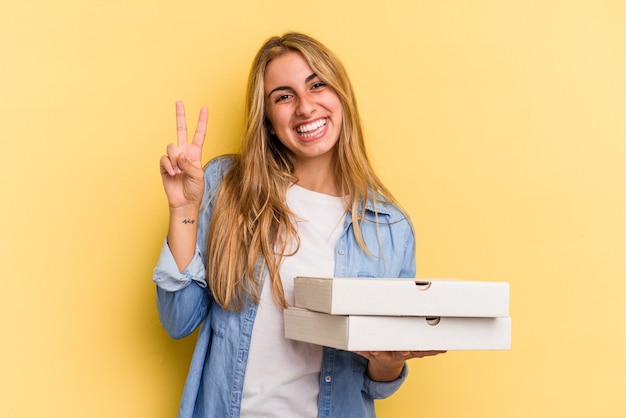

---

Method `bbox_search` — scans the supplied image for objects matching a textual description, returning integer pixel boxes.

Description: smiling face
[264,51,343,171]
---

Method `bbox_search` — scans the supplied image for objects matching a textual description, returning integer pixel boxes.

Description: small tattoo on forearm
[182,219,196,224]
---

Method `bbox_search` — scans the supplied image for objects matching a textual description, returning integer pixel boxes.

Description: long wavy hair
[206,32,401,311]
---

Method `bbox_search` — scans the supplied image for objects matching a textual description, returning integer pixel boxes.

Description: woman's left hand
[356,350,446,382]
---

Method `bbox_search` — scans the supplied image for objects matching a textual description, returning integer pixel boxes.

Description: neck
[293,158,341,196]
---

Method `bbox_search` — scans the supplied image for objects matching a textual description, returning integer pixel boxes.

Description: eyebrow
[267,73,319,98]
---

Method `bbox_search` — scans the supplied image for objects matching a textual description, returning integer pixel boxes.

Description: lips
[295,118,328,138]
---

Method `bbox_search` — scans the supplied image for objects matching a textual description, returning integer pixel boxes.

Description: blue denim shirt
[153,156,417,418]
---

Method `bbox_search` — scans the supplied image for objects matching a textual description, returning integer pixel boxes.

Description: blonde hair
[206,32,401,310]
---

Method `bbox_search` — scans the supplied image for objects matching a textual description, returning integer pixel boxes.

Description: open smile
[295,118,328,139]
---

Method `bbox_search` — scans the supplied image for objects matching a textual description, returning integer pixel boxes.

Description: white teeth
[296,118,327,136]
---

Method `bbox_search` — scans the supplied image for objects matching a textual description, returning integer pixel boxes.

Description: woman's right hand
[160,101,208,210]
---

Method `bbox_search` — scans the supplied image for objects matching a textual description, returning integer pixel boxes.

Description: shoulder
[203,154,236,181]
[204,154,235,188]
[363,195,412,225]
[201,155,237,201]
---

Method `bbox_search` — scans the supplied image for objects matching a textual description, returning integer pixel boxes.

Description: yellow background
[1,0,625,417]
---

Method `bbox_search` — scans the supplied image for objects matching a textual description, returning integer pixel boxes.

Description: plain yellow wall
[1,0,625,417]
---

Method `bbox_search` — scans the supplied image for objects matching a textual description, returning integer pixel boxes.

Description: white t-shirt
[240,184,346,418]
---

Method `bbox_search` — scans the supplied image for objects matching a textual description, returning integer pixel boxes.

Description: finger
[177,151,204,177]
[178,152,191,171]
[191,107,208,149]
[166,143,181,173]
[175,100,188,147]
[160,155,175,176]
[409,350,446,359]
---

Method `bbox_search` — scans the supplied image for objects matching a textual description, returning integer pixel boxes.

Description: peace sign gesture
[160,101,208,210]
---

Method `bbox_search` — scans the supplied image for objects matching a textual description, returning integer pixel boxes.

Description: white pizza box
[294,277,509,317]
[284,307,512,351]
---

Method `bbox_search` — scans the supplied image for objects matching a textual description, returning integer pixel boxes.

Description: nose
[295,94,316,117]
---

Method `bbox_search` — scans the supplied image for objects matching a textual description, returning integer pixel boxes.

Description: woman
[155,32,443,418]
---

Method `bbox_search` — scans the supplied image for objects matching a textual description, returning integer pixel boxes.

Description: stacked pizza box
[284,277,511,351]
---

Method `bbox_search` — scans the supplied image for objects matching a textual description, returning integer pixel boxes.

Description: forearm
[359,353,408,400]
[366,358,405,382]
[365,350,445,382]
[167,205,201,272]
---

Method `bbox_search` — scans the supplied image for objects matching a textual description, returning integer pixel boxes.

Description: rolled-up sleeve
[362,363,408,399]
[153,239,210,339]
[153,238,208,291]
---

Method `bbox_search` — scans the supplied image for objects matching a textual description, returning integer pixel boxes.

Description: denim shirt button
[338,249,345,255]
[324,375,332,383]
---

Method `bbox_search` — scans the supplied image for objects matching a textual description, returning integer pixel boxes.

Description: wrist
[169,204,200,219]
[367,361,405,382]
